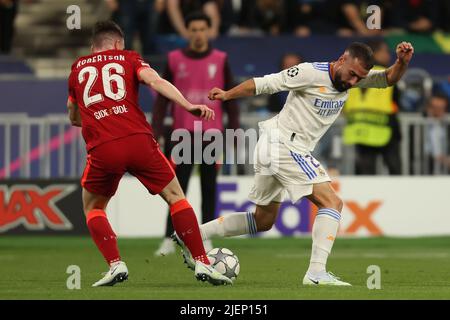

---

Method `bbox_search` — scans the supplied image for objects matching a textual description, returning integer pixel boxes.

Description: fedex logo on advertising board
[215,181,383,236]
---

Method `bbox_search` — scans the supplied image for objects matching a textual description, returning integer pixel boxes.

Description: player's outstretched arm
[208,79,256,102]
[139,68,215,121]
[385,41,414,86]
[67,99,81,127]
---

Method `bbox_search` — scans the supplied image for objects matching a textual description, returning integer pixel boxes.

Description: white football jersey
[254,62,389,153]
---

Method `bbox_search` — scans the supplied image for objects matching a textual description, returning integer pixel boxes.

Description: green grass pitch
[1,236,450,299]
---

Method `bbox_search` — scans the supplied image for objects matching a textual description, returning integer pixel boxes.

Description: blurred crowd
[100,0,450,176]
[1,0,449,176]
[1,0,449,55]
[102,0,450,55]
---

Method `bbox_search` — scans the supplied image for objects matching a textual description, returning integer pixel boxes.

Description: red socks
[86,201,207,266]
[170,199,209,264]
[86,209,121,265]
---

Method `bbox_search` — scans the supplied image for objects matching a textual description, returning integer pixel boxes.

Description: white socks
[199,208,341,277]
[200,212,257,241]
[307,208,341,276]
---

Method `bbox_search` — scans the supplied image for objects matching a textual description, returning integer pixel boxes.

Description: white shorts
[248,132,331,205]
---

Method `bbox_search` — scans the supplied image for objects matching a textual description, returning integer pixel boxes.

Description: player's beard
[333,70,351,92]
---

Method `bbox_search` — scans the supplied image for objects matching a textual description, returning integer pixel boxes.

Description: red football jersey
[68,49,153,151]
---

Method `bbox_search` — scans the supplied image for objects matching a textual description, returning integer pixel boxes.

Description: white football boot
[154,237,176,256]
[194,260,233,286]
[171,232,196,270]
[92,261,128,287]
[303,271,352,286]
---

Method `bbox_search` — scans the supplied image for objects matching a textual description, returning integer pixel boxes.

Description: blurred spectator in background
[233,0,286,36]
[396,68,433,112]
[285,0,339,37]
[0,0,18,54]
[440,0,450,32]
[106,0,160,55]
[339,0,382,36]
[158,0,221,39]
[267,53,303,112]
[152,12,239,255]
[438,76,450,101]
[215,0,238,35]
[343,39,402,175]
[423,93,450,174]
[387,0,438,34]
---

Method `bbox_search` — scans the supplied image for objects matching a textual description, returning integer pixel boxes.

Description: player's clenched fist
[188,104,215,121]
[396,41,414,65]
[208,87,227,101]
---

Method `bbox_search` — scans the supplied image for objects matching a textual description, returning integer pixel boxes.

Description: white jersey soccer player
[173,41,414,286]
[247,61,390,206]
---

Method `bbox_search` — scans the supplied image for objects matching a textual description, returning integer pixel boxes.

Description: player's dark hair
[345,42,375,70]
[185,12,212,28]
[92,21,124,48]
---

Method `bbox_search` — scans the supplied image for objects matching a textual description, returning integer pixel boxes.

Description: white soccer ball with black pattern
[207,248,240,281]
[287,66,299,77]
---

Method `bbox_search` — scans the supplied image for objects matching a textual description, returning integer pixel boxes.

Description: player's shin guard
[307,208,341,275]
[86,209,121,265]
[170,199,209,264]
[200,212,257,241]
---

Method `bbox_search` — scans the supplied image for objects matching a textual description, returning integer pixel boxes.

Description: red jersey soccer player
[67,21,232,286]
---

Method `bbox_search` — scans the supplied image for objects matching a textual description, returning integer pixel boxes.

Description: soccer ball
[207,248,240,281]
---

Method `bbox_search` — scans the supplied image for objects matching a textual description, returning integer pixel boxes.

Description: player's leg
[199,131,284,240]
[199,160,218,251]
[303,181,350,286]
[199,168,284,240]
[199,201,281,241]
[164,163,193,237]
[159,177,232,285]
[254,202,281,231]
[156,162,193,256]
[131,134,232,284]
[159,177,209,264]
[82,188,121,266]
[81,140,129,287]
[281,149,350,285]
[129,135,207,262]
[355,145,377,175]
[382,139,402,175]
[83,189,128,286]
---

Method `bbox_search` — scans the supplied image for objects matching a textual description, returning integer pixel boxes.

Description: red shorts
[81,133,175,197]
